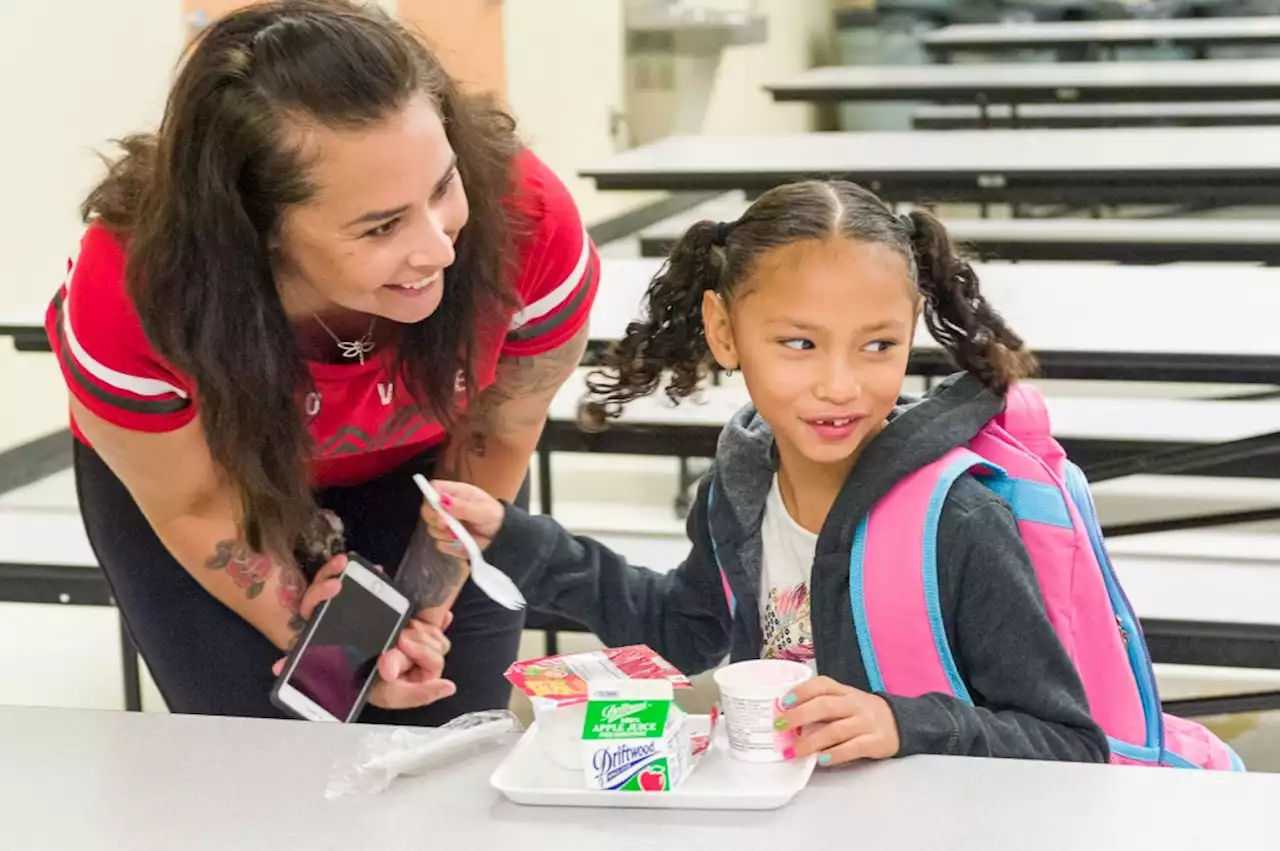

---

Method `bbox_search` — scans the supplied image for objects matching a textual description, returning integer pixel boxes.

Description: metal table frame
[0,560,143,711]
[911,102,1280,132]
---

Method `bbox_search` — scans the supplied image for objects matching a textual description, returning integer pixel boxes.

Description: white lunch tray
[490,720,816,811]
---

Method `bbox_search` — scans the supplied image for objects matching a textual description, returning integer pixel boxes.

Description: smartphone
[270,553,411,723]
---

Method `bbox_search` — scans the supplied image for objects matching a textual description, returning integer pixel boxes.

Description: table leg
[975,98,991,215]
[118,614,142,712]
[538,449,553,516]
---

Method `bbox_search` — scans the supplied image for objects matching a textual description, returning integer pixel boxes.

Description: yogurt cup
[713,659,813,763]
[531,697,588,770]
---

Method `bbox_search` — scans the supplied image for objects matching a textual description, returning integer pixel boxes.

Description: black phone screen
[288,577,403,721]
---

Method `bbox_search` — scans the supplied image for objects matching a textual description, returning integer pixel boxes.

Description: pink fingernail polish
[782,746,796,761]
[441,495,453,508]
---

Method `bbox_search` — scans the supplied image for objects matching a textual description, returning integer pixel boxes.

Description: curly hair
[581,180,1037,429]
[81,0,523,556]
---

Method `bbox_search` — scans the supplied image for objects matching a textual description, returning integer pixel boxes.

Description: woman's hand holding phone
[271,554,457,710]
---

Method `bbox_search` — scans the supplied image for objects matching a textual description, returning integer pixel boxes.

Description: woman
[43,0,598,723]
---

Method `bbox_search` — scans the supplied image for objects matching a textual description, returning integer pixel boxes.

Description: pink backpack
[848,383,1243,770]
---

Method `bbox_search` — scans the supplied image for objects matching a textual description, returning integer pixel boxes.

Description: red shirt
[45,150,599,488]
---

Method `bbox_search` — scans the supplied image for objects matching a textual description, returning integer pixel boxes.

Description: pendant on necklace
[337,337,376,365]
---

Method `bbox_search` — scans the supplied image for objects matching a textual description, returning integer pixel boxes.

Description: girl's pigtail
[580,220,726,430]
[906,209,1038,394]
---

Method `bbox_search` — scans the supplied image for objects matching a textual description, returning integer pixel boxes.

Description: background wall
[398,0,506,100]
[503,0,831,223]
[1,0,832,454]
[0,0,185,454]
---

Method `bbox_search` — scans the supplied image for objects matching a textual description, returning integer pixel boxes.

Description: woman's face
[275,94,469,326]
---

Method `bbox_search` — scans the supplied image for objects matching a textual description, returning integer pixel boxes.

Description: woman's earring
[723,367,736,377]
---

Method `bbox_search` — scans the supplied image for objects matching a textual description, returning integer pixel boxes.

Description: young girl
[424,181,1108,767]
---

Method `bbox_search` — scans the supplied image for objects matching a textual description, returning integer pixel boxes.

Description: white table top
[550,370,1280,444]
[581,127,1280,189]
[12,257,1280,359]
[766,59,1280,102]
[2,705,1278,851]
[18,257,1272,358]
[0,509,98,568]
[0,308,43,332]
[594,258,1280,358]
[11,457,1280,627]
[924,15,1280,49]
[596,523,1280,626]
[639,194,1280,247]
[946,216,1280,245]
[915,100,1280,120]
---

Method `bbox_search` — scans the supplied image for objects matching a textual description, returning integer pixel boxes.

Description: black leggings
[73,440,526,725]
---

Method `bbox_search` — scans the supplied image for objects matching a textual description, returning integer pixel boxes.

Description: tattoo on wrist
[397,519,463,609]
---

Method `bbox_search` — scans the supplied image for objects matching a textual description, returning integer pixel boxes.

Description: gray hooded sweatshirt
[486,373,1108,762]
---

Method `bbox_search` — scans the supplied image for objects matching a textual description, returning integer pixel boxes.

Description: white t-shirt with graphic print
[758,474,818,667]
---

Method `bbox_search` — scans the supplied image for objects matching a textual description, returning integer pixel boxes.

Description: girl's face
[274,95,470,326]
[704,237,918,471]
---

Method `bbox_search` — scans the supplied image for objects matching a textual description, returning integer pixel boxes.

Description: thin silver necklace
[313,314,377,365]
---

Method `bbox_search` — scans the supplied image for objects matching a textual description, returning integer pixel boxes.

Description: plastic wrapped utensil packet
[325,710,521,799]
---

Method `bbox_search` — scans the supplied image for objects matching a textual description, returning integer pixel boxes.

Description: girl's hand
[420,479,506,556]
[367,611,456,710]
[776,676,900,766]
[272,558,458,710]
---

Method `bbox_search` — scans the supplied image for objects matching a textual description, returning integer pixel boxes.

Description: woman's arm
[424,476,733,675]
[402,149,599,611]
[443,321,588,500]
[399,324,589,612]
[70,396,311,651]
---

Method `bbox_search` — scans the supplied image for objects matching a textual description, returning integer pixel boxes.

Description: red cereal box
[504,645,692,707]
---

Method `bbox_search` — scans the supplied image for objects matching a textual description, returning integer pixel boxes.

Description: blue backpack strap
[848,515,885,693]
[981,477,1073,529]
[850,450,999,705]
[916,451,1001,705]
[1061,462,1164,755]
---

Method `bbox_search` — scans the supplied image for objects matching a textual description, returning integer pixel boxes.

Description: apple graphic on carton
[638,763,667,792]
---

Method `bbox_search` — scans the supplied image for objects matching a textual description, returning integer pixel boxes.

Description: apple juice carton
[582,679,691,793]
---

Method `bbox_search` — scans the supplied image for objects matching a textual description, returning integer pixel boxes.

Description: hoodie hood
[710,371,1006,552]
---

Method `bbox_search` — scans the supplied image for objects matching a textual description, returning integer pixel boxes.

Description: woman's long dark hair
[82,0,523,557]
[582,181,1037,428]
